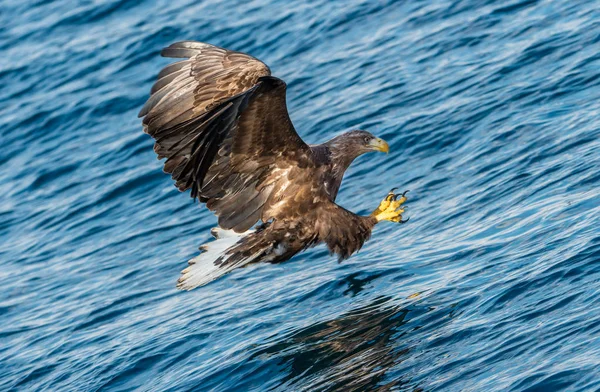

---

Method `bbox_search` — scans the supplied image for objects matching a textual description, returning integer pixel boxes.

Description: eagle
[139,41,409,290]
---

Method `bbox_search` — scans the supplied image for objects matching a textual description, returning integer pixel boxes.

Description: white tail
[176,227,255,290]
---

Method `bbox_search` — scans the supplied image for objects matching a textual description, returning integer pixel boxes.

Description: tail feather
[177,228,257,290]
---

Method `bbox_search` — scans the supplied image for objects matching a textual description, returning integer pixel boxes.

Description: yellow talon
[371,189,409,223]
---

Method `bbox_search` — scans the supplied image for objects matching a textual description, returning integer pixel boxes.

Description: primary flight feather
[139,41,409,290]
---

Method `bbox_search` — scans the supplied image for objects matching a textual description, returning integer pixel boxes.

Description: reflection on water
[253,296,429,391]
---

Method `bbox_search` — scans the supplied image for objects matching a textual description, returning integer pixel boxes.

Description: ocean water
[2,0,599,390]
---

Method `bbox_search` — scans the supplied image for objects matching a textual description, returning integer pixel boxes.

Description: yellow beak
[369,137,390,153]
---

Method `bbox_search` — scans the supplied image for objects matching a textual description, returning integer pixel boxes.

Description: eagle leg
[372,189,409,223]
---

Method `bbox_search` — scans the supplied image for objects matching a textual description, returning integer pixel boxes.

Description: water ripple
[1,0,600,390]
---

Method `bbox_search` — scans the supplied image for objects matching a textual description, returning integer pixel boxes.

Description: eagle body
[139,41,406,290]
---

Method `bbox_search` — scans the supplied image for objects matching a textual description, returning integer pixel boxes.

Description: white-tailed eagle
[139,41,409,290]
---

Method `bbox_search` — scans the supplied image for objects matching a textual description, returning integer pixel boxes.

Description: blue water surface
[2,0,600,390]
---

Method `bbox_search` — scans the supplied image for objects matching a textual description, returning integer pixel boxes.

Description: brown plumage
[139,41,407,290]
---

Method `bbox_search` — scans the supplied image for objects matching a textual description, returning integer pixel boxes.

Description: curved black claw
[392,189,410,201]
[400,217,410,224]
[386,188,398,201]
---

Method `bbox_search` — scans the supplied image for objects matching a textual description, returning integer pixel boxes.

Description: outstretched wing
[314,201,377,260]
[139,41,313,232]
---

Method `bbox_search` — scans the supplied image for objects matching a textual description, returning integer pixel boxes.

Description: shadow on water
[252,295,429,392]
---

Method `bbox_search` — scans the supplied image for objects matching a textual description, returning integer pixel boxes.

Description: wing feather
[139,41,314,232]
[156,60,189,79]
[151,67,190,94]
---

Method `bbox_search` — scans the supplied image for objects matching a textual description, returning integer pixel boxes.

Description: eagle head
[328,130,389,157]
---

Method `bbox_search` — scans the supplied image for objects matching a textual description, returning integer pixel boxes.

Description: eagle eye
[363,136,370,143]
